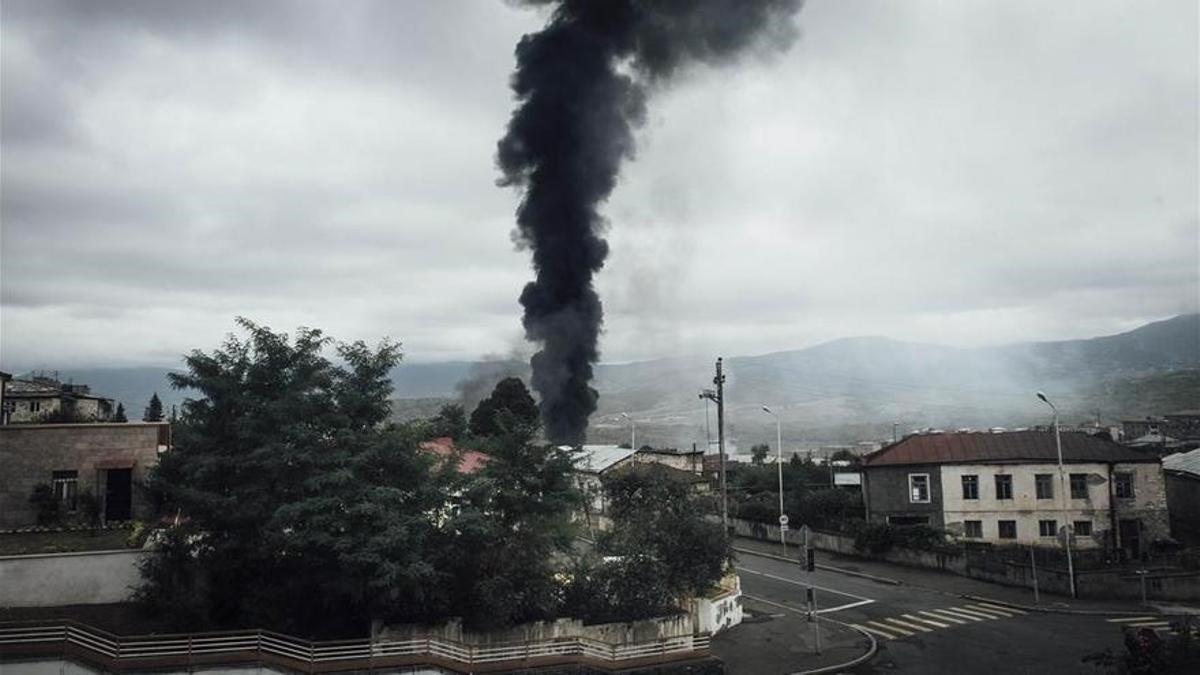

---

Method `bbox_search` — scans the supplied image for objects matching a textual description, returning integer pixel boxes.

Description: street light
[620,412,636,450]
[762,405,786,553]
[1037,391,1077,598]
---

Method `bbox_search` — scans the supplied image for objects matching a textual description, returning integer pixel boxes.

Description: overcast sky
[2,0,1197,371]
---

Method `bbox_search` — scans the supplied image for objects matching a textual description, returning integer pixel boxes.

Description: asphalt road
[722,552,1139,674]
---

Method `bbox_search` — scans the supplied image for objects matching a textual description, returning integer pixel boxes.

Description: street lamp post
[762,405,785,553]
[1037,391,1077,598]
[621,412,636,450]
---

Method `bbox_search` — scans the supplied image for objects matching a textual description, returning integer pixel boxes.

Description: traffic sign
[780,524,789,532]
[779,514,789,526]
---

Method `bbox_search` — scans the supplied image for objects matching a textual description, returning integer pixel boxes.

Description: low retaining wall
[0,549,145,607]
[731,518,1200,601]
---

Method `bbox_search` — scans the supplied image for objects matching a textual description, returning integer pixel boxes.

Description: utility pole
[700,359,729,533]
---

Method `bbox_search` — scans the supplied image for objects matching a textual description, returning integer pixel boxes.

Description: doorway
[1118,519,1142,559]
[104,468,132,522]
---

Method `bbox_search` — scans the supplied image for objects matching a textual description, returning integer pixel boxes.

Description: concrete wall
[864,464,945,528]
[939,463,1112,548]
[0,423,166,528]
[379,613,696,646]
[0,549,145,607]
[633,451,703,474]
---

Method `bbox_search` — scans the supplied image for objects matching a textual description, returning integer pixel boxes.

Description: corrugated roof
[419,437,490,475]
[863,430,1158,467]
[572,445,636,473]
[1164,449,1200,478]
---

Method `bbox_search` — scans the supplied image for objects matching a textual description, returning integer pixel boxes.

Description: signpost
[802,525,821,654]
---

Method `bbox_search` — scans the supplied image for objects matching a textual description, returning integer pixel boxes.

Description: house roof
[572,445,636,473]
[863,430,1158,467]
[608,462,708,484]
[1164,449,1200,479]
[419,437,490,475]
[637,447,703,457]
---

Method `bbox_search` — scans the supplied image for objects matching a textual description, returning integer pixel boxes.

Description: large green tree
[141,319,454,637]
[143,392,164,422]
[468,377,538,438]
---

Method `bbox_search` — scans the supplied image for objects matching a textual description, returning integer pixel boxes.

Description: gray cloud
[1,0,1196,371]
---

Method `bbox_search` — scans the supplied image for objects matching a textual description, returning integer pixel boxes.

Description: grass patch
[0,528,135,556]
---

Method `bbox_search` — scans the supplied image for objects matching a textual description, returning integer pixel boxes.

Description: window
[1035,474,1054,499]
[995,474,1013,500]
[909,474,930,503]
[1039,519,1058,537]
[998,520,1017,539]
[29,400,42,413]
[1070,473,1088,499]
[1073,521,1092,537]
[1115,473,1135,499]
[963,520,983,538]
[52,470,78,512]
[962,475,979,500]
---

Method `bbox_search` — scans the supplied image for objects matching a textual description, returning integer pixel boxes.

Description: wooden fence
[0,620,713,673]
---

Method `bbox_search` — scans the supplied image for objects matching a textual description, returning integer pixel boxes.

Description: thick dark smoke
[498,0,803,445]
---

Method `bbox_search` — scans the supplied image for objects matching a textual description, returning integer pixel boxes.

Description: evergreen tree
[430,403,468,441]
[113,403,128,422]
[468,377,538,438]
[140,319,453,637]
[143,392,164,422]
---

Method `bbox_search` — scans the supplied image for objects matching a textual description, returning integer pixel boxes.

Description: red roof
[863,430,1158,467]
[420,437,490,475]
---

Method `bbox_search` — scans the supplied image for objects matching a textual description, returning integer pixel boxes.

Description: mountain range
[9,314,1197,450]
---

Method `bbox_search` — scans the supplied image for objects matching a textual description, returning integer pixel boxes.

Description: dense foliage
[143,392,164,422]
[728,458,864,532]
[467,377,538,438]
[568,465,731,623]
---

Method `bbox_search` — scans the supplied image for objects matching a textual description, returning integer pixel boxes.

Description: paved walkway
[712,600,871,675]
[733,535,1196,616]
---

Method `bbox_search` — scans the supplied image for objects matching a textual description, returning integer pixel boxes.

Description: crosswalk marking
[884,617,934,633]
[935,607,990,621]
[1128,621,1172,628]
[868,620,912,637]
[971,603,1023,616]
[958,605,1010,619]
[903,613,950,628]
[854,623,902,640]
[1107,616,1158,623]
[919,609,967,625]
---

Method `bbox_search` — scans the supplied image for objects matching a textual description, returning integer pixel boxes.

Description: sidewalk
[733,535,1175,615]
[711,601,872,675]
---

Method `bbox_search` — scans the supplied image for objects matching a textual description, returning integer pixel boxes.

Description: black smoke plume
[498,0,803,445]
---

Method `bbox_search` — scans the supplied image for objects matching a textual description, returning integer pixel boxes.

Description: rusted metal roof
[863,430,1158,467]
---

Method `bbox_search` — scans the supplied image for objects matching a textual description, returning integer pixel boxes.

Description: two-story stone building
[862,430,1168,556]
[3,376,115,423]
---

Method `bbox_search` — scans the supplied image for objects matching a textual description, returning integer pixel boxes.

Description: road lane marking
[968,604,1016,617]
[976,602,1026,615]
[735,566,873,601]
[868,620,912,637]
[903,613,949,628]
[934,607,989,621]
[884,617,933,633]
[920,609,968,625]
[1107,616,1158,623]
[1127,621,1172,628]
[742,594,807,614]
[816,599,876,614]
[957,606,1010,619]
[854,623,901,640]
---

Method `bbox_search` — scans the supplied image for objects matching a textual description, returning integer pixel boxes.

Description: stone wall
[0,423,166,528]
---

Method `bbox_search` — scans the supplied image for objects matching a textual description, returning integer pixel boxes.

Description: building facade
[4,377,115,424]
[862,431,1169,556]
[0,422,170,528]
[1164,448,1200,546]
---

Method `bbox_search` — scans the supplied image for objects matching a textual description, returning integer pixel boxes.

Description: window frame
[1038,519,1058,537]
[908,473,931,504]
[963,520,983,538]
[961,474,979,500]
[1073,520,1092,537]
[998,520,1017,539]
[1035,473,1054,500]
[1069,473,1088,500]
[995,474,1013,500]
[52,470,79,512]
[1115,472,1135,499]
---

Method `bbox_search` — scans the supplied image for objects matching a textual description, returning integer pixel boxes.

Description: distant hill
[10,314,1196,448]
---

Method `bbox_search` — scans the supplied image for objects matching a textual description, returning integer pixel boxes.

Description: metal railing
[0,620,711,672]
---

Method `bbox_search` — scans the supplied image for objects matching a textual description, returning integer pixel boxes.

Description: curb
[734,546,903,586]
[959,594,1161,617]
[790,619,878,675]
